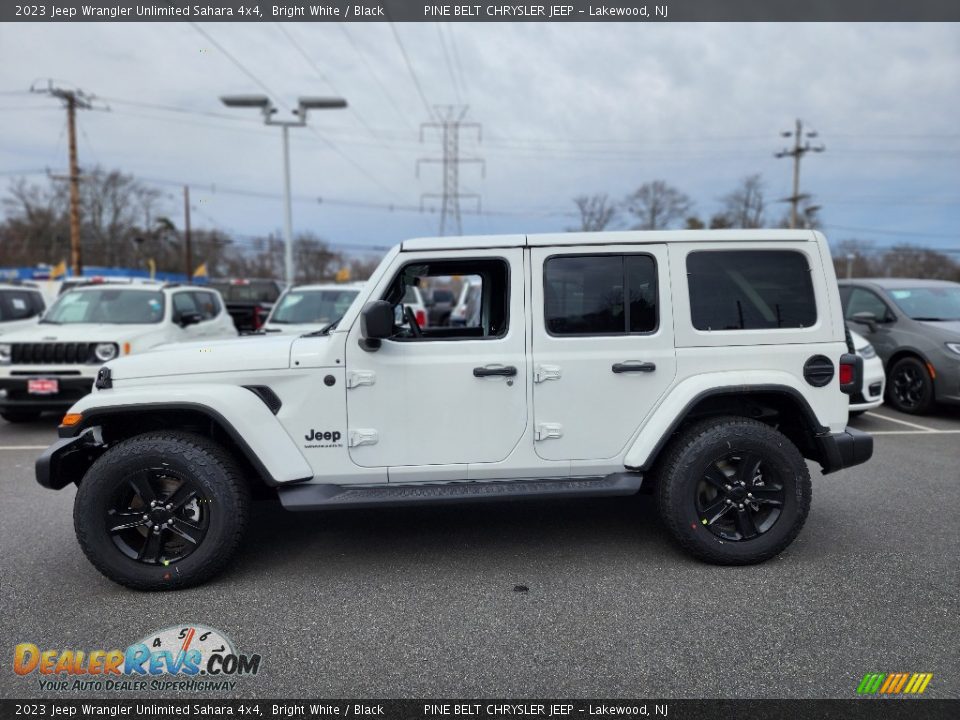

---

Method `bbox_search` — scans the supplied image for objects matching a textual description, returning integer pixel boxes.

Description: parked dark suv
[208,278,284,333]
[838,278,960,414]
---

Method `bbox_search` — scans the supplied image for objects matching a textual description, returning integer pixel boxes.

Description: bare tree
[881,245,959,281]
[568,194,618,232]
[623,180,692,230]
[719,174,767,228]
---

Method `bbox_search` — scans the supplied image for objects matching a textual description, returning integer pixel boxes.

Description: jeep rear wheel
[74,431,249,591]
[656,416,811,565]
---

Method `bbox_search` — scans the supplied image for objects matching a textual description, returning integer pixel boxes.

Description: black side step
[277,473,643,512]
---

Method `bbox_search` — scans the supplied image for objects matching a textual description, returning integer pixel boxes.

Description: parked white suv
[0,282,236,422]
[37,230,871,590]
[262,283,363,335]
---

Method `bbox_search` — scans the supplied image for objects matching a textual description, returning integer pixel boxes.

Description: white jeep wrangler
[37,230,872,590]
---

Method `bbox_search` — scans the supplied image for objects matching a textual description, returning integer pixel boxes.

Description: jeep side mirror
[359,301,394,351]
[850,311,878,333]
[178,311,203,328]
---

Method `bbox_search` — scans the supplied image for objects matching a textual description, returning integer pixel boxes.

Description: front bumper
[817,426,874,474]
[0,376,93,412]
[36,429,104,490]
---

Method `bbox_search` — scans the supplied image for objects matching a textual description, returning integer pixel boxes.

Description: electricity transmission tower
[31,80,103,277]
[775,119,825,229]
[418,105,483,236]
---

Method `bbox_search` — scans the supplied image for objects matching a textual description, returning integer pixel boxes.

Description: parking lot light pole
[219,94,347,285]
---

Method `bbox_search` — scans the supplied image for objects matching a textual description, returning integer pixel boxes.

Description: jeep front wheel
[656,416,811,565]
[73,431,250,591]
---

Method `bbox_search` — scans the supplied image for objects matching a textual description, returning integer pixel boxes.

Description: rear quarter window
[687,250,816,331]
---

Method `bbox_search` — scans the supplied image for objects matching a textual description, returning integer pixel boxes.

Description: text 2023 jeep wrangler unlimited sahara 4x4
[37,230,872,590]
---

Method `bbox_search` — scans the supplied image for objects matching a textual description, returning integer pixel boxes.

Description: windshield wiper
[268,319,289,324]
[39,318,61,325]
[912,317,949,321]
[302,320,338,337]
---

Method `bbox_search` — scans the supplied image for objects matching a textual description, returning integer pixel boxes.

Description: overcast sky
[0,21,957,258]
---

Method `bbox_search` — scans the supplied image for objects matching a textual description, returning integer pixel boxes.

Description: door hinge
[534,364,562,383]
[534,423,563,441]
[348,429,379,447]
[346,370,376,389]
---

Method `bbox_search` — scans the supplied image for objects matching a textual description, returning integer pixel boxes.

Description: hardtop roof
[401,229,820,251]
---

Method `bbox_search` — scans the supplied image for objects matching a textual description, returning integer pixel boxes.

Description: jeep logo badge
[305,429,341,443]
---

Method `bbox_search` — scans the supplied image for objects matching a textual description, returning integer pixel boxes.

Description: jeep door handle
[612,361,656,374]
[473,365,518,377]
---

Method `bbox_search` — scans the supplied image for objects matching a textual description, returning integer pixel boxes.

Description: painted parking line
[864,412,940,432]
[869,430,960,436]
[0,445,48,450]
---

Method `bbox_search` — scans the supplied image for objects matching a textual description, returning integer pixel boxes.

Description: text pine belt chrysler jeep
[37,230,872,590]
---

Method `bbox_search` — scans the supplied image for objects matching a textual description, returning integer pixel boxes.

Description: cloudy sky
[0,21,957,258]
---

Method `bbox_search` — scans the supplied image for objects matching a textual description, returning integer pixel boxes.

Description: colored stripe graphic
[858,673,932,695]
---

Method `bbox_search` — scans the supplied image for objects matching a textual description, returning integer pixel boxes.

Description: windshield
[269,288,360,325]
[887,286,960,321]
[209,281,280,303]
[43,289,165,325]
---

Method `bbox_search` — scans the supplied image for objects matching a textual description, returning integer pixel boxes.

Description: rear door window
[544,254,658,335]
[687,250,816,330]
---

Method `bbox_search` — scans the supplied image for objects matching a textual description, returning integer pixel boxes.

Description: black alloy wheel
[694,452,785,541]
[106,468,209,565]
[887,356,935,414]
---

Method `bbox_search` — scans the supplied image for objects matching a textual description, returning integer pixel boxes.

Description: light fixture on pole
[220,94,347,285]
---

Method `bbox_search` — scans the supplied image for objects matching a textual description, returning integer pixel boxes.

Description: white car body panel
[849,329,886,412]
[74,382,313,483]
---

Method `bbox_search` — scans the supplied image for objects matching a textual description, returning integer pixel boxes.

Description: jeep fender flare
[622,371,833,470]
[58,384,313,486]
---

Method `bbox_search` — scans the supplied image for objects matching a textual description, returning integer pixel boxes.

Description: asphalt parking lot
[1,406,958,700]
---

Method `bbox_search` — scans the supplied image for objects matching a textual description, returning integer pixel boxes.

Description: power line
[190,22,398,199]
[337,24,417,131]
[435,24,462,104]
[388,22,435,121]
[824,224,958,240]
[445,24,469,101]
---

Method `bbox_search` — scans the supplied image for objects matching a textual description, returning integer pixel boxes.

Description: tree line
[1,168,955,283]
[0,167,378,283]
[569,176,959,281]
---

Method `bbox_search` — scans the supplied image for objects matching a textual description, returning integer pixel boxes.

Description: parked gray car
[838,278,960,414]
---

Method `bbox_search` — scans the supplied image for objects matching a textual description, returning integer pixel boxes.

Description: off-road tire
[1,410,42,423]
[886,356,936,415]
[656,416,812,565]
[74,431,250,591]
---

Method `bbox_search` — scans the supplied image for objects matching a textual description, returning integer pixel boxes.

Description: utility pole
[183,186,193,282]
[418,105,483,236]
[775,119,825,229]
[32,81,96,276]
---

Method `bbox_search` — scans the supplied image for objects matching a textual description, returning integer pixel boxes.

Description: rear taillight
[839,363,853,386]
[839,353,862,396]
[415,310,426,327]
